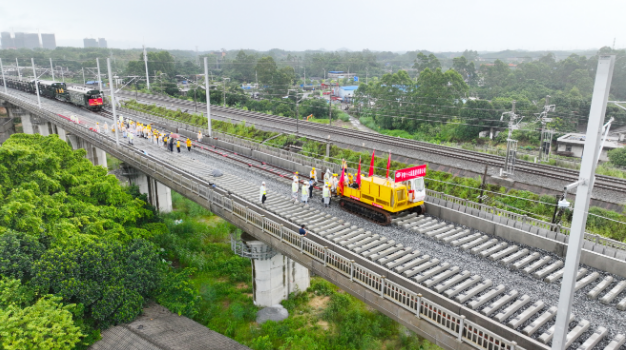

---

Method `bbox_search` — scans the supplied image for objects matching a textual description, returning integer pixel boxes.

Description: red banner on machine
[394,165,427,181]
[88,98,103,106]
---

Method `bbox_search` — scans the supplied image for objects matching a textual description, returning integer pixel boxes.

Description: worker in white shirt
[293,171,299,182]
[323,169,331,184]
[292,180,299,202]
[301,181,309,204]
[323,183,331,208]
[331,174,339,195]
[259,182,267,204]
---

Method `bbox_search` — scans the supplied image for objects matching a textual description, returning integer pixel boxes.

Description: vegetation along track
[118,91,626,192]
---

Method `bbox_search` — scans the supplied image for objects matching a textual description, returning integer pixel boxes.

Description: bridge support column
[37,122,51,136]
[128,172,173,213]
[56,126,67,142]
[245,239,310,307]
[66,134,108,169]
[20,113,35,135]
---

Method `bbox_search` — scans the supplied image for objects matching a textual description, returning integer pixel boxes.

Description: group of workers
[94,115,195,153]
[261,160,360,209]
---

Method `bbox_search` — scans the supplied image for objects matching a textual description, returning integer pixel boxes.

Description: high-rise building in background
[41,33,56,49]
[1,32,13,49]
[24,33,40,49]
[98,38,107,48]
[13,32,25,49]
[84,38,98,48]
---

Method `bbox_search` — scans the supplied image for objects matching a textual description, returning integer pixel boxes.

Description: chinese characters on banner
[88,98,103,106]
[394,164,427,181]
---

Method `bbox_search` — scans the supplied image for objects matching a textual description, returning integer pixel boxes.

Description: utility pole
[551,55,616,350]
[49,58,55,82]
[0,58,7,94]
[107,58,120,146]
[500,101,521,177]
[329,96,333,127]
[222,77,230,107]
[143,45,150,90]
[204,57,212,137]
[478,164,489,204]
[31,58,41,108]
[82,67,86,85]
[537,95,556,162]
[16,58,21,80]
[96,58,103,92]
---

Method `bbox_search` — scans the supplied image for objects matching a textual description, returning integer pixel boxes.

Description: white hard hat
[262,181,265,185]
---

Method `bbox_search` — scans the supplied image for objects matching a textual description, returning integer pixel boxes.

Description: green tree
[0,294,82,350]
[0,230,46,280]
[608,148,626,167]
[256,56,277,87]
[413,53,441,74]
[232,50,257,82]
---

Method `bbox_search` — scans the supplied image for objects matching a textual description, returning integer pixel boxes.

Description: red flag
[368,150,375,177]
[356,156,362,187]
[338,168,345,194]
[386,152,392,178]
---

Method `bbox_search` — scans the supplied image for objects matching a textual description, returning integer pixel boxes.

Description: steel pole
[143,46,150,90]
[96,58,103,92]
[0,58,7,94]
[31,58,41,109]
[204,57,212,137]
[16,58,21,80]
[82,67,86,85]
[49,58,55,82]
[107,58,120,146]
[551,55,616,350]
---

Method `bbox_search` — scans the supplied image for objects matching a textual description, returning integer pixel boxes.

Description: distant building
[336,85,359,100]
[1,32,13,49]
[327,71,357,79]
[41,33,56,49]
[98,38,107,48]
[556,133,623,162]
[84,38,98,48]
[24,33,40,49]
[13,32,25,49]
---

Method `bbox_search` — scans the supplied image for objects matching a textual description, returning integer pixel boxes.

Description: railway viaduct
[2,90,626,350]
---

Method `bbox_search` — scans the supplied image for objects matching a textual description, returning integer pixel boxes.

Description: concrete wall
[426,199,626,278]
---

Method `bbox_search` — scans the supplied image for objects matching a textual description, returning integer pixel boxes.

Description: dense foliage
[0,134,180,348]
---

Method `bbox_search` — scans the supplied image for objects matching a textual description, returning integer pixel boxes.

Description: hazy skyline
[1,0,622,52]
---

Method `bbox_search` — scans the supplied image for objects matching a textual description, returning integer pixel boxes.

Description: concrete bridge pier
[125,169,173,213]
[56,126,67,142]
[234,234,310,307]
[66,134,108,168]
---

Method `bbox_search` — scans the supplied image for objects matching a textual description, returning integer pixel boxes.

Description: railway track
[118,91,626,193]
[96,111,626,349]
[7,88,626,349]
[99,106,626,344]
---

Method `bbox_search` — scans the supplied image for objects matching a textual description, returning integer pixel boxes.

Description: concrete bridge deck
[2,89,626,350]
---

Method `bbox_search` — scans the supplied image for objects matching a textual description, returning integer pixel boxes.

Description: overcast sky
[1,0,622,53]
